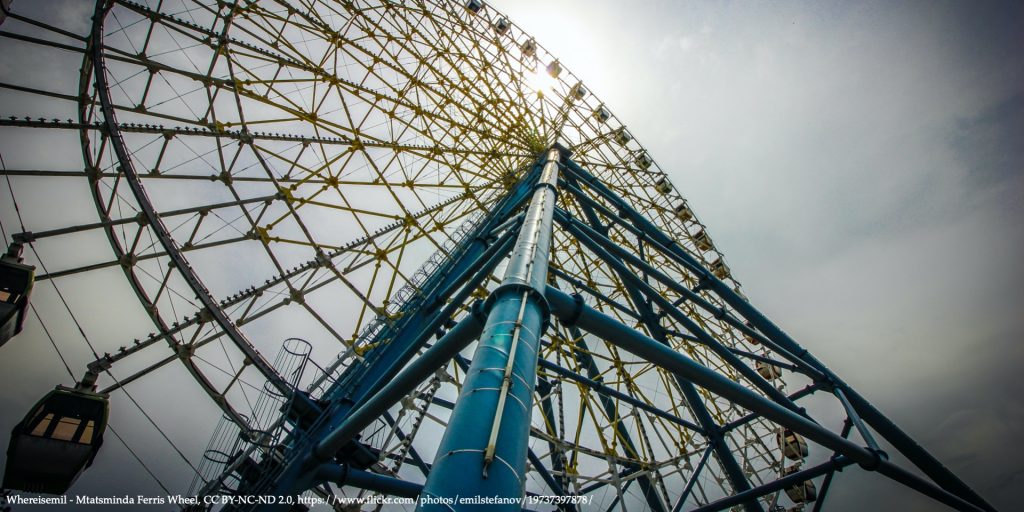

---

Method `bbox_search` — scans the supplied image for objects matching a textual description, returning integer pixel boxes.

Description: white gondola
[521,38,537,58]
[570,83,588,100]
[637,152,653,170]
[614,128,632,145]
[709,257,730,279]
[593,105,611,123]
[782,464,818,504]
[674,202,692,222]
[756,359,783,380]
[546,60,562,78]
[777,428,809,461]
[693,228,712,251]
[493,17,510,35]
[654,177,672,195]
[465,0,483,14]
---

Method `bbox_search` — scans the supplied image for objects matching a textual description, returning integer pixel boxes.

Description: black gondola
[3,386,109,494]
[0,242,34,347]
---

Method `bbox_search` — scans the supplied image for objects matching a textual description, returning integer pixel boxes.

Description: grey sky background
[495,0,1024,509]
[0,1,1021,511]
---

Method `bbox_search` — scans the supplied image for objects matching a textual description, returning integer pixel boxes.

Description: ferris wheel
[0,1,995,512]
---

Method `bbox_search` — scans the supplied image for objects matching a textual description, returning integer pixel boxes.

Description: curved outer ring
[83,0,288,399]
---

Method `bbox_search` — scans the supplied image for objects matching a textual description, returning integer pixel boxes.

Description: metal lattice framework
[0,1,995,512]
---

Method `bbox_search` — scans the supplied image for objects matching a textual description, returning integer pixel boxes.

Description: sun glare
[524,65,558,96]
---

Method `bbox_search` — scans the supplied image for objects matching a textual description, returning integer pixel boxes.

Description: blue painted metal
[536,358,703,433]
[312,305,488,462]
[689,456,856,512]
[548,266,639,319]
[723,384,821,432]
[554,320,670,512]
[558,177,825,382]
[315,464,423,498]
[563,160,995,511]
[544,286,880,466]
[555,173,674,512]
[449,352,576,511]
[248,168,535,508]
[545,286,988,512]
[555,210,805,414]
[231,146,995,512]
[672,445,714,512]
[552,204,756,512]
[418,147,565,510]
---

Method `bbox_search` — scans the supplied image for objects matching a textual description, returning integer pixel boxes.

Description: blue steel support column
[544,287,988,512]
[564,160,995,511]
[312,308,488,462]
[553,181,753,512]
[418,147,565,511]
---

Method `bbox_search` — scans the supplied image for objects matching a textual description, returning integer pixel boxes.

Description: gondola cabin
[521,39,537,58]
[782,464,818,504]
[614,128,632,146]
[570,83,588,101]
[464,0,482,14]
[3,386,109,494]
[493,17,510,35]
[654,177,672,195]
[693,229,713,251]
[777,427,809,461]
[637,152,653,170]
[593,105,611,124]
[674,202,692,222]
[546,60,562,78]
[743,322,760,345]
[0,243,34,347]
[709,257,730,279]
[756,359,783,380]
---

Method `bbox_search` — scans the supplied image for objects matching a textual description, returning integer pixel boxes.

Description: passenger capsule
[521,39,537,58]
[593,106,611,124]
[674,202,692,222]
[614,128,632,146]
[0,242,34,347]
[756,359,783,380]
[546,60,562,78]
[654,177,672,195]
[782,464,818,504]
[570,83,588,100]
[464,0,483,14]
[777,428,809,461]
[3,386,110,494]
[709,257,730,279]
[493,17,510,35]
[637,152,653,170]
[692,228,712,251]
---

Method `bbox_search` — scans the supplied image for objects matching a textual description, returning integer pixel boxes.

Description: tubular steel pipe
[316,464,423,498]
[562,160,996,512]
[311,307,487,462]
[417,147,564,511]
[546,287,990,512]
[544,287,881,468]
[688,456,856,512]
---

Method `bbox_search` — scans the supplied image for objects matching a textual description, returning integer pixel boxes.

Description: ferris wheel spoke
[292,1,529,149]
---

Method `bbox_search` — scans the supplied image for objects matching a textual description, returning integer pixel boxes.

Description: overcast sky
[495,0,1023,510]
[1,1,1021,511]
